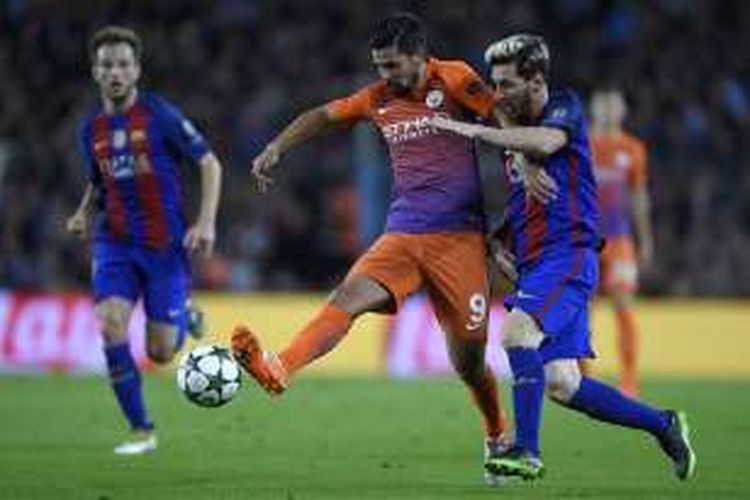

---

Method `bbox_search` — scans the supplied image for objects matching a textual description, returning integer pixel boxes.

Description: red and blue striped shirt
[79,92,210,249]
[501,89,600,271]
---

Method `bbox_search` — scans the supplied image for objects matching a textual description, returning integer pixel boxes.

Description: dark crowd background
[1,0,748,295]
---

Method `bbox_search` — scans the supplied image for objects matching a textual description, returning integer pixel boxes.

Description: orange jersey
[590,131,648,238]
[326,58,495,234]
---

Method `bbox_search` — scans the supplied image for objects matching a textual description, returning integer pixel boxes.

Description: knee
[544,361,582,404]
[612,291,634,311]
[96,302,130,345]
[331,276,392,316]
[146,325,176,364]
[501,309,543,350]
[146,341,175,364]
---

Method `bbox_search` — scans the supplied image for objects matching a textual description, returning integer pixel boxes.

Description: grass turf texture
[0,376,744,499]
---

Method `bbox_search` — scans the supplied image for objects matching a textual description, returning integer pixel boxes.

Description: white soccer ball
[177,345,242,408]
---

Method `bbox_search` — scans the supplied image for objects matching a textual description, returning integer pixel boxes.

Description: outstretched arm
[431,115,567,157]
[431,116,561,203]
[252,106,337,192]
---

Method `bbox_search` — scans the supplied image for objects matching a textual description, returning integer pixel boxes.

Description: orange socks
[616,307,640,397]
[469,368,507,439]
[279,303,353,377]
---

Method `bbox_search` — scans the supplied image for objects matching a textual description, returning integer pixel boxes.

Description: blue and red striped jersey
[501,89,600,270]
[79,91,210,249]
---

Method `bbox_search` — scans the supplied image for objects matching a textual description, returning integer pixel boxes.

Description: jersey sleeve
[77,121,97,183]
[442,61,496,118]
[152,96,211,164]
[540,90,584,137]
[325,85,376,122]
[627,139,648,190]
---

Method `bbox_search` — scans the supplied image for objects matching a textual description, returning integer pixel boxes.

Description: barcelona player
[589,88,654,397]
[430,34,695,481]
[230,13,515,484]
[66,26,223,455]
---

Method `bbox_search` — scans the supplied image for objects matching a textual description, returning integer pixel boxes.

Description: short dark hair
[369,13,426,55]
[89,25,142,63]
[484,34,550,80]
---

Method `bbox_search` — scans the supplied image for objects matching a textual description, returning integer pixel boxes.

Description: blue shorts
[92,240,191,340]
[504,249,599,363]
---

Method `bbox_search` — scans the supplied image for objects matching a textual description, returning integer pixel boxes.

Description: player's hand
[522,162,558,204]
[429,115,479,138]
[494,245,518,283]
[252,144,280,193]
[65,211,89,239]
[184,220,216,258]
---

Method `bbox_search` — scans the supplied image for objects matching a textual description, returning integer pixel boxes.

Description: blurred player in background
[430,34,694,482]
[66,26,222,455]
[589,88,654,397]
[231,13,520,484]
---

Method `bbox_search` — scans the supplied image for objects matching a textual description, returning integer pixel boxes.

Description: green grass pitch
[0,375,746,499]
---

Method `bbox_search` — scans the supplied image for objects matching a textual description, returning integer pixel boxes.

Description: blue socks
[104,343,153,431]
[569,377,670,436]
[507,348,545,457]
[507,351,671,458]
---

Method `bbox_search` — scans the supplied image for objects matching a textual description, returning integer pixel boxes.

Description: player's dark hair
[369,13,426,55]
[484,34,550,80]
[89,25,143,63]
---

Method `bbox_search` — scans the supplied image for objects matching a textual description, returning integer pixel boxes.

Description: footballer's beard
[499,92,534,125]
[105,81,134,105]
[387,73,419,95]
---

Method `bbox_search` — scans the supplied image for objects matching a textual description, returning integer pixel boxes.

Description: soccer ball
[177,345,242,408]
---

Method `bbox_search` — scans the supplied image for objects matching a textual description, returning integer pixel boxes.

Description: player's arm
[431,116,560,202]
[66,182,94,238]
[252,105,337,192]
[153,96,225,257]
[626,139,654,267]
[184,152,223,257]
[431,117,567,157]
[631,187,654,267]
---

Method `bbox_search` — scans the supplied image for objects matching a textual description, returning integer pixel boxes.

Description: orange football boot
[231,325,289,396]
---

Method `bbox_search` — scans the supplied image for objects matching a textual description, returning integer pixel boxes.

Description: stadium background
[0,0,748,376]
[1,1,749,498]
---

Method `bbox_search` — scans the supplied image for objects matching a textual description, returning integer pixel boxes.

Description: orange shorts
[600,236,638,294]
[347,232,490,341]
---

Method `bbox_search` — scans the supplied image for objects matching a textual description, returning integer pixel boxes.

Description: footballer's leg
[437,304,510,486]
[142,244,192,356]
[421,233,509,485]
[97,297,157,455]
[93,242,156,454]
[232,234,421,396]
[544,308,695,481]
[181,249,207,340]
[232,275,391,395]
[145,322,179,364]
[485,307,546,480]
[605,238,641,397]
[612,289,640,397]
[185,297,207,340]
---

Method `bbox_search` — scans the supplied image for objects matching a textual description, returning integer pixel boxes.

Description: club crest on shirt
[425,89,444,109]
[615,151,631,169]
[111,129,127,150]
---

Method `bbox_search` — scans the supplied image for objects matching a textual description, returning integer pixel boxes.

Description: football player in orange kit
[227,13,552,485]
[589,88,654,397]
